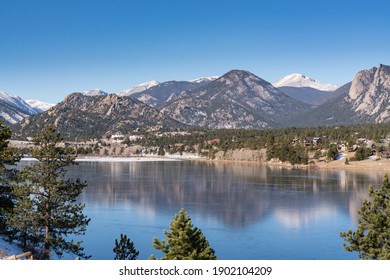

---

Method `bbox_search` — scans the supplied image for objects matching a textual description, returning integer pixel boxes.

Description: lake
[21,159,388,260]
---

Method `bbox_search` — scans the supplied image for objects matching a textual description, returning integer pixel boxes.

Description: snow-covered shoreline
[74,156,181,162]
[20,155,204,163]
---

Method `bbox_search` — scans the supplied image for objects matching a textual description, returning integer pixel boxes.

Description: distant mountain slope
[12,93,187,140]
[161,70,309,129]
[285,82,353,127]
[0,91,39,125]
[120,78,217,108]
[277,86,332,105]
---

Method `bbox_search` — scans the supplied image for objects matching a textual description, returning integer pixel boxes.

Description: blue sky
[1,0,389,103]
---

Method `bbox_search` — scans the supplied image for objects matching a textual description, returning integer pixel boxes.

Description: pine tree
[340,174,390,259]
[113,234,139,260]
[0,121,20,235]
[158,146,165,156]
[150,208,216,260]
[7,125,90,259]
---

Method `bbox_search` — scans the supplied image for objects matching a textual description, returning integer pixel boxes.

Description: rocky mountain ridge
[12,93,187,140]
[160,70,309,129]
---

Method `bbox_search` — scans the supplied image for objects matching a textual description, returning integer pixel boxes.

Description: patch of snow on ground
[0,236,23,259]
[335,153,346,160]
[74,156,182,162]
[21,156,183,162]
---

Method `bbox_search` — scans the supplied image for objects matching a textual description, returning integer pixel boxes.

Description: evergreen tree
[0,121,20,235]
[7,125,90,259]
[327,144,339,161]
[113,234,139,260]
[158,145,165,156]
[354,147,372,161]
[340,174,390,259]
[150,208,216,260]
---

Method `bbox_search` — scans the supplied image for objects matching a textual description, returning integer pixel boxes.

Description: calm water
[21,160,388,260]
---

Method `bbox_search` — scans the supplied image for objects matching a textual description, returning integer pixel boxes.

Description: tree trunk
[43,200,50,260]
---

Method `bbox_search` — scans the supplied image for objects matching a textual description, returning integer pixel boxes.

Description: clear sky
[1,0,389,103]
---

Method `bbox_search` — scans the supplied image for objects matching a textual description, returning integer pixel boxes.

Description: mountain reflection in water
[74,161,383,228]
[18,160,385,259]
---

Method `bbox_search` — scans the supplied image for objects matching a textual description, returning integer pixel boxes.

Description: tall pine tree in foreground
[113,234,139,260]
[7,126,90,259]
[150,208,216,260]
[0,121,19,236]
[340,174,390,259]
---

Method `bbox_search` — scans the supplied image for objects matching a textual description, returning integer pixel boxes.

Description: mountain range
[12,93,187,140]
[4,64,390,140]
[160,70,308,128]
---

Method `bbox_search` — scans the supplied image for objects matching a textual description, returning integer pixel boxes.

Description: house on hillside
[129,135,144,141]
[381,150,390,159]
[304,137,324,147]
[204,138,221,146]
[110,133,125,143]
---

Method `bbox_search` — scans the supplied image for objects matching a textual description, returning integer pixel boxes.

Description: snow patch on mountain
[189,76,219,83]
[0,91,38,114]
[120,81,160,96]
[26,100,55,112]
[273,73,338,91]
[82,89,108,96]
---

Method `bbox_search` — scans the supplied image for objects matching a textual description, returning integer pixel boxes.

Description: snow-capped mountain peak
[120,81,160,96]
[189,76,219,83]
[82,89,108,96]
[273,73,338,91]
[25,99,55,112]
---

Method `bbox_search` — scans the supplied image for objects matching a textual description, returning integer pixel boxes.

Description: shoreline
[186,156,390,172]
[20,154,390,171]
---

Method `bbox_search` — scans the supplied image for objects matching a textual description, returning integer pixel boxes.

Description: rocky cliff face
[161,70,308,129]
[347,64,390,122]
[12,93,186,140]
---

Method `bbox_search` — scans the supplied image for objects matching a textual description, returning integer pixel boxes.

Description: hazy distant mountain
[25,99,55,112]
[273,74,338,106]
[0,91,39,125]
[161,70,309,129]
[12,93,186,140]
